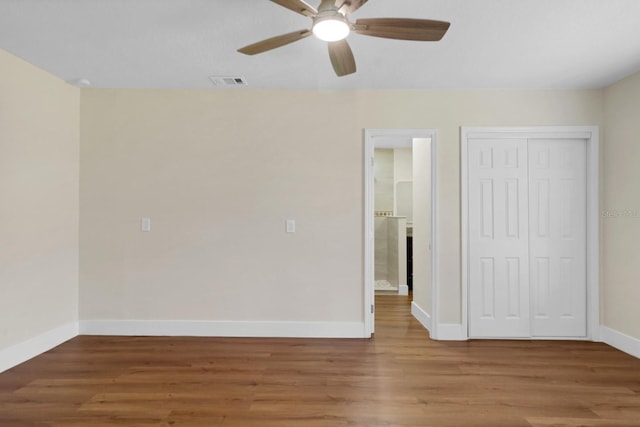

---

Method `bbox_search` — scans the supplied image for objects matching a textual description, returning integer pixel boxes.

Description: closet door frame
[461,126,600,341]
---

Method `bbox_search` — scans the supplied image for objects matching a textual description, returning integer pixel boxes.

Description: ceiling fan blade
[238,30,312,55]
[328,40,356,77]
[335,0,368,14]
[353,18,450,41]
[271,0,317,17]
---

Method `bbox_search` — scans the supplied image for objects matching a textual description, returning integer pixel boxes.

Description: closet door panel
[468,139,530,337]
[529,140,587,337]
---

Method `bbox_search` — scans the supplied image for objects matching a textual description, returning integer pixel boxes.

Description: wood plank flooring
[1,295,640,426]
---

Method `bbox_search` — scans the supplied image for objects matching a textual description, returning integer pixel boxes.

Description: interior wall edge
[433,323,467,341]
[0,323,79,374]
[600,326,640,360]
[410,301,432,334]
[0,48,80,354]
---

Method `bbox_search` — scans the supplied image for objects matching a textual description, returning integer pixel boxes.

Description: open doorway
[364,129,438,336]
[373,146,412,296]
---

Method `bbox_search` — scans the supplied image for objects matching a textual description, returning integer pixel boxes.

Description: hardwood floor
[1,295,640,426]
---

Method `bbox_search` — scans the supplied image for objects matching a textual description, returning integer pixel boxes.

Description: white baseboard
[409,304,468,341]
[435,323,468,341]
[80,320,367,339]
[398,284,409,296]
[601,326,640,359]
[0,322,78,374]
[411,301,432,334]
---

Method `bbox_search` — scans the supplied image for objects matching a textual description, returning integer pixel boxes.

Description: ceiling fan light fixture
[238,0,452,78]
[312,14,350,42]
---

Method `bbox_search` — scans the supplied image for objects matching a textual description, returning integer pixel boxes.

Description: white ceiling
[2,0,640,89]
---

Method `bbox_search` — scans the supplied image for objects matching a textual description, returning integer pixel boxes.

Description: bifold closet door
[528,140,587,337]
[468,139,530,338]
[468,138,587,338]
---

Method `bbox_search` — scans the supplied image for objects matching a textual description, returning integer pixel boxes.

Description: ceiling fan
[237,0,450,77]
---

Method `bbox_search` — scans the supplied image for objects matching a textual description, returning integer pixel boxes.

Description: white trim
[374,138,413,149]
[430,136,440,339]
[411,301,432,334]
[463,129,595,140]
[460,127,470,339]
[364,131,375,336]
[601,326,640,359]
[398,284,409,296]
[0,322,78,373]
[436,324,467,341]
[586,128,600,341]
[460,126,600,341]
[80,320,366,338]
[364,129,439,338]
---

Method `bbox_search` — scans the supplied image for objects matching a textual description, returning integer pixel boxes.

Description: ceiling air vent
[209,76,248,87]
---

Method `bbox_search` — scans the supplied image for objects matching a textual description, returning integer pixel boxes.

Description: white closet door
[468,139,530,337]
[529,140,587,337]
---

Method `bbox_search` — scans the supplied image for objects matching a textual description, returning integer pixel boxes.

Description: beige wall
[2,46,637,349]
[603,71,640,339]
[386,217,407,288]
[79,90,363,322]
[393,148,413,221]
[393,148,413,184]
[0,50,79,350]
[412,138,432,317]
[374,216,389,281]
[374,149,394,212]
[374,148,393,281]
[79,88,603,326]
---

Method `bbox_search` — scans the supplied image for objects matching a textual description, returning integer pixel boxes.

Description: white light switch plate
[286,219,295,233]
[141,217,151,232]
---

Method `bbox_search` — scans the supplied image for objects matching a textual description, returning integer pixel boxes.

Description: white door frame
[461,126,600,340]
[364,129,439,337]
